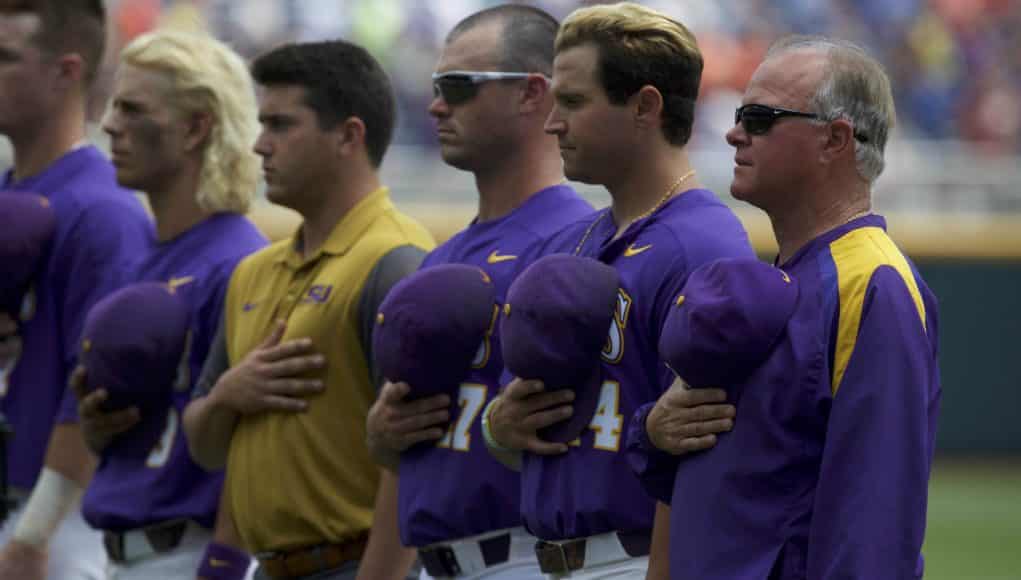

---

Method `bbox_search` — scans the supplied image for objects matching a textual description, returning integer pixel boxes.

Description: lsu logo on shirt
[602,289,633,364]
[302,284,333,304]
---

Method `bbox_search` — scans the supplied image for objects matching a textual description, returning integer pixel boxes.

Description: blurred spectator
[97,0,1021,156]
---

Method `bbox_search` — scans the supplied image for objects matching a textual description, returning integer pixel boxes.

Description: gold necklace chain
[630,169,696,225]
[844,208,872,224]
[572,169,697,255]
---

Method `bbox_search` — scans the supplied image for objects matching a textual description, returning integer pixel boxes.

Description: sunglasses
[431,70,547,106]
[735,103,870,142]
[734,104,821,135]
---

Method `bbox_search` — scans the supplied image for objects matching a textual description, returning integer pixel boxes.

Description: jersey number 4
[438,381,624,452]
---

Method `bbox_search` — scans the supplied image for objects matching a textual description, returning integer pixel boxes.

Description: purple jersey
[628,215,940,579]
[0,146,153,490]
[398,185,594,546]
[82,213,266,531]
[519,189,753,540]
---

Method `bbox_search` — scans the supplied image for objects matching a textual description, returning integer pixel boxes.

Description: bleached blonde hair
[556,2,703,145]
[120,28,259,213]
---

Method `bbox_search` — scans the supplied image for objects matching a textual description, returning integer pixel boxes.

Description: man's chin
[439,148,474,171]
[562,165,596,186]
[265,187,290,206]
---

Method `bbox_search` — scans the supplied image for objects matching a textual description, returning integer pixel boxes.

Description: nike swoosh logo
[623,243,652,257]
[487,250,517,264]
[242,302,258,312]
[167,276,195,292]
[210,558,231,568]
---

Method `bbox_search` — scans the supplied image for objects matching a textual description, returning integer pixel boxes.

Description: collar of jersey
[780,213,886,270]
[277,186,393,267]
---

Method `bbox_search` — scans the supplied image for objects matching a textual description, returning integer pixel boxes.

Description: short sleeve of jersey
[56,199,153,422]
[357,244,428,389]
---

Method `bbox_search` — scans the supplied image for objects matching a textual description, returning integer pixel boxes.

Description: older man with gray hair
[631,35,941,579]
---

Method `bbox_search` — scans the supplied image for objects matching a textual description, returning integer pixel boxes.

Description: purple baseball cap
[658,258,799,389]
[500,254,620,443]
[0,191,56,316]
[80,282,191,413]
[373,264,497,410]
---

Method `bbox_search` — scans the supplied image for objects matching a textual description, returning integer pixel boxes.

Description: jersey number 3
[146,408,178,468]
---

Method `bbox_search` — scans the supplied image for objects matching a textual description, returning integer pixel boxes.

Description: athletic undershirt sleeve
[192,312,228,399]
[356,244,428,390]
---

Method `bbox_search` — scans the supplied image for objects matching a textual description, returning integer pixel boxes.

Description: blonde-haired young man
[71,27,267,580]
[484,3,752,578]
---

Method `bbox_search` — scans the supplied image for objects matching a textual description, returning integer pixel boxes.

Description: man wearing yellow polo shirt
[182,40,433,580]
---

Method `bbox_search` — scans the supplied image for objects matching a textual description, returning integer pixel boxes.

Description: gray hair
[767,35,895,183]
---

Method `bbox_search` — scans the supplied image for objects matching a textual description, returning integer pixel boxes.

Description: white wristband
[481,397,523,471]
[12,468,83,547]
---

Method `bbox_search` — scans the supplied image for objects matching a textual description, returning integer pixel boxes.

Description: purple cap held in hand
[0,191,56,316]
[501,254,619,443]
[659,257,798,390]
[80,282,191,413]
[373,264,497,410]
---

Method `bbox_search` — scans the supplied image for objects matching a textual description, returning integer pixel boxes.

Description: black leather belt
[535,530,651,574]
[103,519,190,562]
[419,532,512,577]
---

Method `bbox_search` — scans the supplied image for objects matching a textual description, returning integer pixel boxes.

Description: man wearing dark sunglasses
[365,5,592,579]
[632,35,941,580]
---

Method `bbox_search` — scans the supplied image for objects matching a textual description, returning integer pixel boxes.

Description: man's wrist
[366,432,400,470]
[12,468,83,547]
[481,397,512,452]
[640,402,665,452]
[206,379,236,414]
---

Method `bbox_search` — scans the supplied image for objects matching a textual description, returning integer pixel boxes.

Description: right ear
[519,74,551,115]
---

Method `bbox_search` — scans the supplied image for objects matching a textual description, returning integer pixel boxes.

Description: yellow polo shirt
[223,187,434,552]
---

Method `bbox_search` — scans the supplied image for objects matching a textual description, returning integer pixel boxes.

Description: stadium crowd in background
[0,1,949,579]
[99,0,1021,155]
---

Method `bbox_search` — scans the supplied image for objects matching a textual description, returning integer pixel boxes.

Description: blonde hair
[556,2,703,145]
[120,29,259,213]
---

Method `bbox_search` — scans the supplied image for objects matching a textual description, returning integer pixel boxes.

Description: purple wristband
[197,541,251,580]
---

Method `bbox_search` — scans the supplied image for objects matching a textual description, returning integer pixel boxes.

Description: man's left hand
[69,365,140,454]
[645,378,735,455]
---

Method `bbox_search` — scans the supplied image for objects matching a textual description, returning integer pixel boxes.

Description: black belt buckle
[143,519,188,553]
[616,530,651,557]
[478,533,511,567]
[419,545,462,577]
[535,539,585,574]
[102,520,188,563]
[102,531,127,562]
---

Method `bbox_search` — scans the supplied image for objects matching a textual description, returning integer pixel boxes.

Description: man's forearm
[9,424,96,550]
[647,501,671,580]
[183,392,239,471]
[356,469,416,580]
